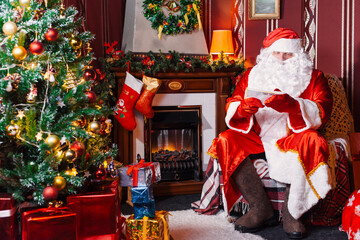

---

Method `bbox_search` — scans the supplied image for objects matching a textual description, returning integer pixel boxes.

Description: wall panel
[316,1,342,77]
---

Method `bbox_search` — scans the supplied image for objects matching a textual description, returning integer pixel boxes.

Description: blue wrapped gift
[131,186,154,204]
[133,200,156,219]
[118,160,161,187]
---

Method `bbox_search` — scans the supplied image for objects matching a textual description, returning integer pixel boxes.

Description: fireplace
[145,106,202,182]
[112,69,240,195]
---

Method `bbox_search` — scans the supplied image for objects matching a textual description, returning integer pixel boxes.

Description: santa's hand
[264,93,300,114]
[237,97,264,118]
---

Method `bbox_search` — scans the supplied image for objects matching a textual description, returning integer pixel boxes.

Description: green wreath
[142,0,202,37]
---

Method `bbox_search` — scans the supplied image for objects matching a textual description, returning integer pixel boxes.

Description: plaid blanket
[191,156,223,215]
[192,142,351,226]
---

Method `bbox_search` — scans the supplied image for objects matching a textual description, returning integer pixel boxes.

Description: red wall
[65,0,360,131]
[229,0,360,130]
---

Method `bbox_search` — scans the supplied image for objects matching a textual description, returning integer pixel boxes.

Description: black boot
[282,185,307,239]
[233,157,278,233]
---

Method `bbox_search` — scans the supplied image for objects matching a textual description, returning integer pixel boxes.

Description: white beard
[248,48,313,97]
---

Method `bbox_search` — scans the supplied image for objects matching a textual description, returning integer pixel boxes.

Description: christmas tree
[0,0,117,205]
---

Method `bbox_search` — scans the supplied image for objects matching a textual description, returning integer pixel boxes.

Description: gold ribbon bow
[192,3,202,30]
[184,4,192,25]
[157,211,170,240]
[158,25,164,40]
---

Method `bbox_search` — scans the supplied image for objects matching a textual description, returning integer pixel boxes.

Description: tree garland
[142,0,202,38]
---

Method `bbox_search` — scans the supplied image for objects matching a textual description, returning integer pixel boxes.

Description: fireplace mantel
[111,68,242,195]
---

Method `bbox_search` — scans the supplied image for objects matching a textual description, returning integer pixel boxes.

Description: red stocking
[114,72,143,131]
[135,75,160,119]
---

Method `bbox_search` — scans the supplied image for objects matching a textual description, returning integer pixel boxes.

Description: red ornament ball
[86,91,97,103]
[166,54,173,60]
[30,40,44,55]
[70,141,85,157]
[45,28,59,41]
[43,186,58,201]
[84,68,96,81]
[95,167,107,180]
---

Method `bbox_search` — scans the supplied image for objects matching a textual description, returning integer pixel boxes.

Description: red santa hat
[263,28,302,53]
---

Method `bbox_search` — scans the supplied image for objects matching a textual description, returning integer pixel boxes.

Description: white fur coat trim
[288,98,323,133]
[267,38,302,53]
[263,138,331,219]
[225,101,253,134]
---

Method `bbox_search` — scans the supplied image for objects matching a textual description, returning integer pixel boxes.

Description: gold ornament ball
[45,135,60,148]
[69,35,82,50]
[53,175,66,190]
[6,124,19,136]
[19,0,31,7]
[12,46,27,60]
[2,21,17,35]
[65,149,77,161]
[89,121,101,133]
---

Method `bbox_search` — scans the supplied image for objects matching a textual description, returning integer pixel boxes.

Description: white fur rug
[168,209,265,240]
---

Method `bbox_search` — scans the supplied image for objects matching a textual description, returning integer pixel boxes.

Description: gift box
[126,210,170,240]
[133,200,156,219]
[22,207,76,240]
[131,186,154,204]
[120,216,127,240]
[67,188,121,240]
[118,160,161,187]
[0,193,18,240]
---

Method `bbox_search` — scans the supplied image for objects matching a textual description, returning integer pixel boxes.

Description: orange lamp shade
[210,30,234,55]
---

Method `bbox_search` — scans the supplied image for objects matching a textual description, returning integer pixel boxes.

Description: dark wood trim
[153,180,205,196]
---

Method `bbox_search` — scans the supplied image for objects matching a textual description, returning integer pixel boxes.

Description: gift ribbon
[22,207,76,240]
[126,159,156,187]
[142,216,149,239]
[0,206,16,218]
[193,3,202,30]
[24,207,73,217]
[157,211,170,240]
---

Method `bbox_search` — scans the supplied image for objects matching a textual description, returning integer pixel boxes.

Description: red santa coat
[208,68,333,219]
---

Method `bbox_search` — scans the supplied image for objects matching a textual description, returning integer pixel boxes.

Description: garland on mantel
[104,49,245,76]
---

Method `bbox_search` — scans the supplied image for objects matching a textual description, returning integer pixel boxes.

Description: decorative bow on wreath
[142,0,202,39]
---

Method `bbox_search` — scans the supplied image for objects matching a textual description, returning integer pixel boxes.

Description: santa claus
[208,28,333,238]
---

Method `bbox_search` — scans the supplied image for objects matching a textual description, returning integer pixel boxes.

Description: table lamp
[209,30,235,58]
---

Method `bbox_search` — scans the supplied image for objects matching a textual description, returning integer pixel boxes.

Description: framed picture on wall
[249,0,280,20]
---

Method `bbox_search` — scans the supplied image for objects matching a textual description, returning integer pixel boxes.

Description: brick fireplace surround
[112,68,241,195]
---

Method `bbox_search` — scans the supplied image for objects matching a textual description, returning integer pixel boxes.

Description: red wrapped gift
[120,216,126,240]
[22,207,76,240]
[67,187,121,240]
[0,193,18,240]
